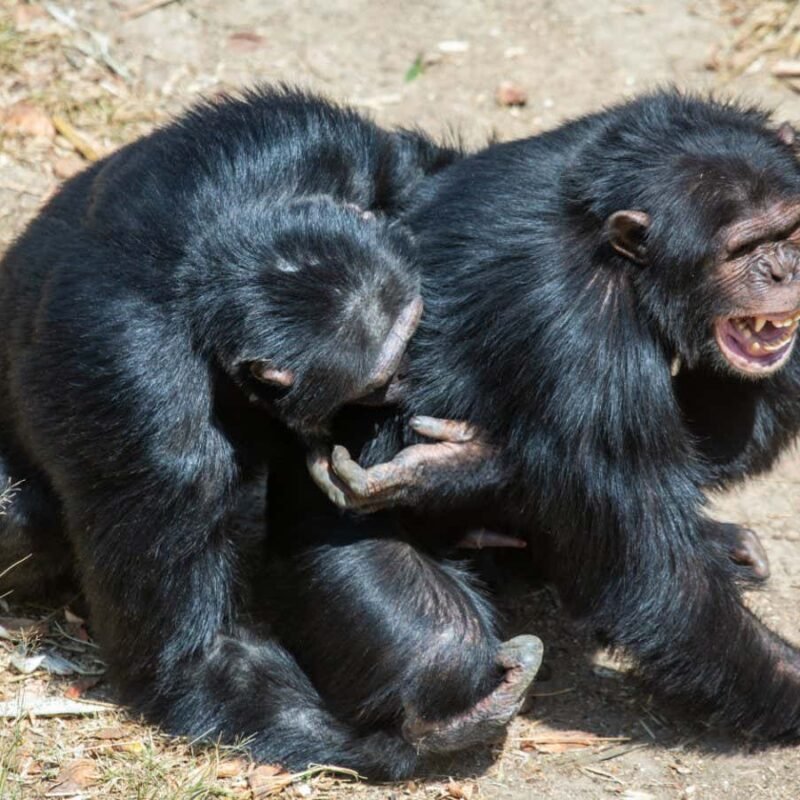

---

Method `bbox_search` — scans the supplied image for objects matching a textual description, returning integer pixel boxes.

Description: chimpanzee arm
[13,284,418,778]
[308,416,511,512]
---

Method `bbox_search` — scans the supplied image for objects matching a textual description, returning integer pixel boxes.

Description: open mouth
[714,311,800,376]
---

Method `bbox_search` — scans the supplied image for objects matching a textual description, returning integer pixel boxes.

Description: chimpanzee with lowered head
[0,87,532,778]
[294,91,800,757]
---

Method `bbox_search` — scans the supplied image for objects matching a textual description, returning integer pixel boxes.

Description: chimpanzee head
[597,95,800,379]
[202,196,421,439]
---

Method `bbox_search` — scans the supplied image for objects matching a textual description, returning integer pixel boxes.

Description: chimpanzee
[0,87,524,777]
[307,91,800,745]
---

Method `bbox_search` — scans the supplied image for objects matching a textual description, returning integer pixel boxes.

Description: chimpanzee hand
[308,415,498,512]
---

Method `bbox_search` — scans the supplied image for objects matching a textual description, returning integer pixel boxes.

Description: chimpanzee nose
[761,247,798,283]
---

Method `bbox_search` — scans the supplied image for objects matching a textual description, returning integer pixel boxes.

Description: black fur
[331,91,800,738]
[0,87,461,777]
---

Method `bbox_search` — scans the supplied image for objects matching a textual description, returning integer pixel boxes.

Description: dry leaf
[113,740,145,754]
[444,780,474,798]
[216,758,248,778]
[2,103,56,139]
[9,653,45,674]
[228,31,266,51]
[64,676,102,699]
[64,608,85,625]
[0,616,47,640]
[0,694,112,717]
[519,729,628,753]
[249,764,291,798]
[46,758,98,797]
[773,59,800,77]
[93,725,128,740]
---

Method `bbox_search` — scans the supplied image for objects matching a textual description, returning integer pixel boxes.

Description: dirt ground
[4,0,800,798]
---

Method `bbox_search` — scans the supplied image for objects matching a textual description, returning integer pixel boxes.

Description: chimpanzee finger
[409,415,477,443]
[329,445,378,496]
[307,451,390,512]
[329,445,412,499]
[307,449,354,509]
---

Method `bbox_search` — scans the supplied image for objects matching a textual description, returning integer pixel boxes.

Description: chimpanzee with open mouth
[299,91,800,757]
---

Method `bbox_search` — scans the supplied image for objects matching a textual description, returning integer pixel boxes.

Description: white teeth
[754,316,767,332]
[748,341,762,354]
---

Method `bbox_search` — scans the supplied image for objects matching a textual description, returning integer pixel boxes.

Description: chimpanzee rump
[314,91,800,740]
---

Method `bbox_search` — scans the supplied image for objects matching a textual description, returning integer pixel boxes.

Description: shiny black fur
[263,462,502,751]
[0,88,461,777]
[312,91,800,740]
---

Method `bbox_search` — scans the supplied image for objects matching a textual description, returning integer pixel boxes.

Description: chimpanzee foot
[713,522,770,581]
[401,634,543,755]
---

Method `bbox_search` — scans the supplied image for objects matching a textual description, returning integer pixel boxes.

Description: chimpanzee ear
[777,121,797,148]
[250,361,294,387]
[606,210,651,265]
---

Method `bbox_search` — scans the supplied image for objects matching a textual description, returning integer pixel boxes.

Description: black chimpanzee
[0,87,530,777]
[302,90,800,747]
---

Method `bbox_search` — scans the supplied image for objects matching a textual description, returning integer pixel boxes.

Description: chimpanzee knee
[264,523,503,728]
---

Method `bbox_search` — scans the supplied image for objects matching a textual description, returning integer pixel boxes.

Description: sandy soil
[3,1,800,798]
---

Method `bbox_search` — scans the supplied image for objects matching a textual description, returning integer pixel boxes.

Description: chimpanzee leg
[264,515,543,756]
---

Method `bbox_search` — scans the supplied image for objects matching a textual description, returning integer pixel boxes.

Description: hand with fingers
[308,415,497,512]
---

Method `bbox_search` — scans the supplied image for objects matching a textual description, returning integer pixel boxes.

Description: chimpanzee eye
[728,241,758,260]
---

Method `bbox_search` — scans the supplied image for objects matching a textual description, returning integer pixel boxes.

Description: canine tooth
[754,316,767,332]
[749,341,762,354]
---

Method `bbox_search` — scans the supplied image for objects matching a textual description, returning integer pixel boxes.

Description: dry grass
[711,0,800,87]
[3,1,799,799]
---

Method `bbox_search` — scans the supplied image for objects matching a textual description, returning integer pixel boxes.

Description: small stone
[2,102,55,139]
[437,40,470,53]
[496,81,527,107]
[53,155,85,180]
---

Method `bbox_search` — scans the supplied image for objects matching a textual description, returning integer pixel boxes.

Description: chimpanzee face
[606,194,800,380]
[709,199,800,377]
[241,204,422,438]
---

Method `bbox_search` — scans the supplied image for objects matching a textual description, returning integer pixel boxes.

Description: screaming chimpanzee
[306,91,800,744]
[0,87,507,777]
